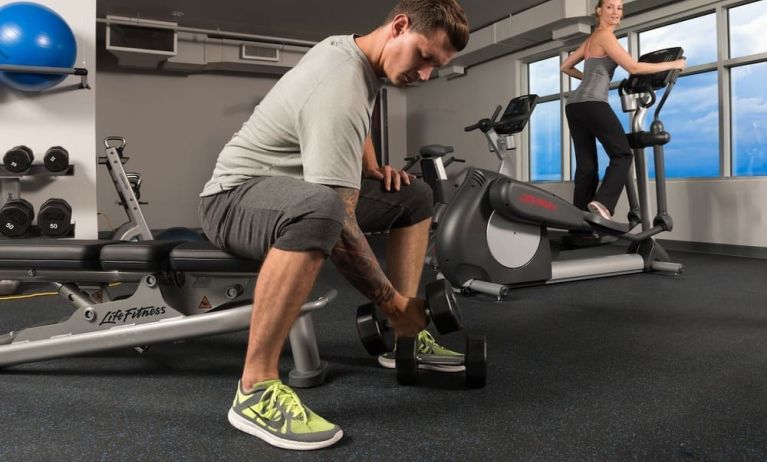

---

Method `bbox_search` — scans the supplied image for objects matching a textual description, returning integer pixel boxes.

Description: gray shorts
[199,176,433,260]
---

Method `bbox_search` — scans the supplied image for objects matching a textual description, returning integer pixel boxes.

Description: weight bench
[0,239,334,387]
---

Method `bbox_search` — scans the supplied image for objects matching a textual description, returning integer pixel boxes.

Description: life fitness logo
[99,306,167,326]
[519,193,557,211]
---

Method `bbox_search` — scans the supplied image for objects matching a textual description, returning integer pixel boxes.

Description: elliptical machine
[404,95,540,268]
[434,47,686,298]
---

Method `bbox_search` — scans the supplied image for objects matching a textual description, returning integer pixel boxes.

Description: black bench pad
[0,240,121,270]
[170,242,262,272]
[100,240,185,272]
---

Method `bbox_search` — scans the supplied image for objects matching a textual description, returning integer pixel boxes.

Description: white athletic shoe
[588,201,612,220]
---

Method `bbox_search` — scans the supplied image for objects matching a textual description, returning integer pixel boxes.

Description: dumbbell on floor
[0,198,35,237]
[394,332,487,388]
[3,146,34,173]
[356,279,462,356]
[38,198,72,237]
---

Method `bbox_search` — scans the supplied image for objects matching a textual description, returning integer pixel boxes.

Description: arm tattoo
[329,187,396,306]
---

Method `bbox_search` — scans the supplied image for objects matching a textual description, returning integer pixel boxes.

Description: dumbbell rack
[0,165,76,239]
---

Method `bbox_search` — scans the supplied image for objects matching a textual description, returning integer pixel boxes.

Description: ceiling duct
[448,0,683,71]
[452,0,592,69]
[106,16,177,69]
[103,16,311,75]
[241,44,281,62]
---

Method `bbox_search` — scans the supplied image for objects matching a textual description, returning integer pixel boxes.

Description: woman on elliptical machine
[560,0,685,221]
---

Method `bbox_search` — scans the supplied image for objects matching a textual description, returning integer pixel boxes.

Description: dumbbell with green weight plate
[3,146,34,173]
[0,198,34,237]
[356,279,463,356]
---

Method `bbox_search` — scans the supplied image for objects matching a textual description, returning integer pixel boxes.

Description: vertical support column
[287,313,328,388]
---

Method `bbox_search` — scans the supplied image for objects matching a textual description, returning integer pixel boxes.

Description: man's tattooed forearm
[330,187,396,305]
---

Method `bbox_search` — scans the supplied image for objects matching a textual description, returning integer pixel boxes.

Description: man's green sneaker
[227,379,343,450]
[378,330,465,372]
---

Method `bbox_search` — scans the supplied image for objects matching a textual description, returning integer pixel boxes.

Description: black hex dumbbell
[394,332,487,388]
[356,279,463,356]
[0,198,35,237]
[43,146,70,173]
[38,198,72,237]
[3,146,34,173]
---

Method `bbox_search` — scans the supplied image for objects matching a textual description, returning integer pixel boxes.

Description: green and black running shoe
[228,379,343,450]
[378,330,465,372]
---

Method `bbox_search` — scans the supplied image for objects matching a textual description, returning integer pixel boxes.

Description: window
[639,14,717,66]
[530,56,560,96]
[650,72,720,178]
[530,101,562,181]
[730,0,767,58]
[732,62,767,176]
[527,3,767,182]
[529,57,563,181]
[612,44,630,84]
[636,14,719,179]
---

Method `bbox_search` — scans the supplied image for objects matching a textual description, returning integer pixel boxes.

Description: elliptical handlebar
[490,105,503,123]
[653,69,681,121]
[619,47,685,112]
[444,157,466,168]
[464,105,503,133]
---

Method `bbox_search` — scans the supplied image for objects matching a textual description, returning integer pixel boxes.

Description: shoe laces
[417,330,437,354]
[255,382,308,423]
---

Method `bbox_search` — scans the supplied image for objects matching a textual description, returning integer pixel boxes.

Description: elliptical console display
[622,47,684,93]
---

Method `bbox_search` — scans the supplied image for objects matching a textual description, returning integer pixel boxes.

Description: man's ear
[390,13,410,37]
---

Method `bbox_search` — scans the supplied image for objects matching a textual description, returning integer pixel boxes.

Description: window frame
[520,0,767,182]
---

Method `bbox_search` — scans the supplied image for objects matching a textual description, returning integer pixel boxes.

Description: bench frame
[0,241,334,388]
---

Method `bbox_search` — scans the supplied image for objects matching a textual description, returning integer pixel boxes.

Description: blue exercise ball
[0,2,77,92]
[155,227,205,242]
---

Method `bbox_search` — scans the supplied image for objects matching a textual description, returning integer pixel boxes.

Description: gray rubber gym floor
[1,241,765,461]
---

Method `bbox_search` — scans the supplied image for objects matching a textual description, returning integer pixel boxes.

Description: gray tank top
[567,37,618,105]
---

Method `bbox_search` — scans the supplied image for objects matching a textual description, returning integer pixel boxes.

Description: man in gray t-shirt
[199,0,469,451]
[200,34,382,195]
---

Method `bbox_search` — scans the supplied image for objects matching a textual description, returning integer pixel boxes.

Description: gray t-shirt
[201,35,382,196]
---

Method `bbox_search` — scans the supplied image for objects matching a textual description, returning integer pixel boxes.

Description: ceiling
[96,0,550,43]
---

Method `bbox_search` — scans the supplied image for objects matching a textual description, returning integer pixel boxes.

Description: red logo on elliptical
[519,193,557,211]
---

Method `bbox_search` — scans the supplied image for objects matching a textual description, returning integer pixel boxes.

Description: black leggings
[565,101,633,214]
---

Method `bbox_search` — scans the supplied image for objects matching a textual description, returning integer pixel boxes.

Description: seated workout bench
[0,239,335,387]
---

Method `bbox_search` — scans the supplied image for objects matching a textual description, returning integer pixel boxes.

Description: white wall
[386,87,410,166]
[407,56,521,174]
[0,0,97,238]
[95,57,279,231]
[622,179,767,247]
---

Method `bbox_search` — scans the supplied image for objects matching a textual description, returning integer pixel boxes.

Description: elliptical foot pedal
[560,232,618,249]
[584,213,631,234]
